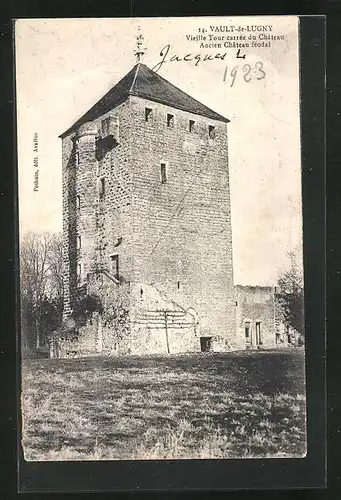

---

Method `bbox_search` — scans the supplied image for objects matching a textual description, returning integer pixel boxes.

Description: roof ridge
[128,63,141,94]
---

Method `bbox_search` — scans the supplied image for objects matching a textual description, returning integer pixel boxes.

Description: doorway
[255,322,262,346]
[200,337,212,352]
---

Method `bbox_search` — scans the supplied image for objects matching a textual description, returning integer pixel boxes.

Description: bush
[51,317,78,342]
[72,294,103,327]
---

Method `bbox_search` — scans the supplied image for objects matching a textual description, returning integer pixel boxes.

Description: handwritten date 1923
[223,62,266,87]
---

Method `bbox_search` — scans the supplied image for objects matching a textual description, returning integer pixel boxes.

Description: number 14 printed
[223,62,266,87]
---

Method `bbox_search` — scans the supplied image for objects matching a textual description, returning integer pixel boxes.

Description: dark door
[200,337,212,352]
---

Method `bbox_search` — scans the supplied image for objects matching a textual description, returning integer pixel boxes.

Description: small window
[110,254,119,280]
[208,125,216,139]
[98,177,105,198]
[177,281,180,290]
[145,108,153,121]
[76,236,81,250]
[75,150,80,167]
[189,119,195,132]
[76,195,80,210]
[167,113,174,127]
[77,262,82,282]
[160,163,167,184]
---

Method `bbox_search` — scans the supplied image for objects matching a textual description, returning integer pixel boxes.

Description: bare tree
[276,247,304,337]
[20,232,63,355]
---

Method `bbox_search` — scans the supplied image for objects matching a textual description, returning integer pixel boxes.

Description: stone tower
[60,62,237,355]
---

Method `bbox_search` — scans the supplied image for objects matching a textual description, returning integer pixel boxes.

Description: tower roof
[59,63,229,138]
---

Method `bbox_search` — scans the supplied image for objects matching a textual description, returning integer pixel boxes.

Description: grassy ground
[21,349,306,460]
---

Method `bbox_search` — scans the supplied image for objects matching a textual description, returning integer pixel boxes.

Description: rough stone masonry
[59,62,280,357]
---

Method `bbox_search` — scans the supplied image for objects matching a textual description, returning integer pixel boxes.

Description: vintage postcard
[16,16,306,461]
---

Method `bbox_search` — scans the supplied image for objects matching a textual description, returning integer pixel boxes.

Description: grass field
[21,349,306,460]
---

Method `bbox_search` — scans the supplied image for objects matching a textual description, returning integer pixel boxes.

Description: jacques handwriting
[152,44,228,72]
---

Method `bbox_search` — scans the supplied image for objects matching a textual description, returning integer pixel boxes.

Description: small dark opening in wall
[189,119,195,132]
[208,125,216,139]
[140,288,143,297]
[160,163,167,184]
[167,113,174,127]
[98,177,105,198]
[200,337,212,352]
[145,108,152,121]
[76,195,80,210]
[245,321,251,341]
[177,281,180,289]
[77,263,82,282]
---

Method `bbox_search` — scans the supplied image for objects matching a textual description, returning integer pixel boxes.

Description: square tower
[60,63,236,354]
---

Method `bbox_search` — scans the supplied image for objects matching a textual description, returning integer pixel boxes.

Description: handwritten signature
[152,44,228,72]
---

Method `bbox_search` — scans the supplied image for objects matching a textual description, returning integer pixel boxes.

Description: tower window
[189,119,195,132]
[160,162,167,184]
[209,125,216,139]
[167,113,174,127]
[75,150,80,167]
[76,195,80,210]
[145,108,153,121]
[98,177,105,199]
[77,262,82,282]
[76,236,81,250]
[110,254,119,280]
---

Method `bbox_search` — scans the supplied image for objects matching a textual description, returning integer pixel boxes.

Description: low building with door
[236,285,276,349]
[235,285,302,349]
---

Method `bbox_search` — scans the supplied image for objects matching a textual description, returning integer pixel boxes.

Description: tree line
[19,231,304,355]
[20,231,63,355]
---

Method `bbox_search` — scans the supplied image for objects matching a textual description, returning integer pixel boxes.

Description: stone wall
[62,101,133,319]
[62,93,237,355]
[129,96,236,345]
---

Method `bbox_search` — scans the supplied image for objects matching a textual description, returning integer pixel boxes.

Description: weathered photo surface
[16,16,306,461]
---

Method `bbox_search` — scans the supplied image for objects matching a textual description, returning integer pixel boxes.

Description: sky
[15,16,302,286]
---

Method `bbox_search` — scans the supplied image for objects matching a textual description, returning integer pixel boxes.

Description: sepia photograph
[16,16,306,461]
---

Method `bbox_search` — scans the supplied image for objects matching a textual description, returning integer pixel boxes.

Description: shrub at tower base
[51,279,131,358]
